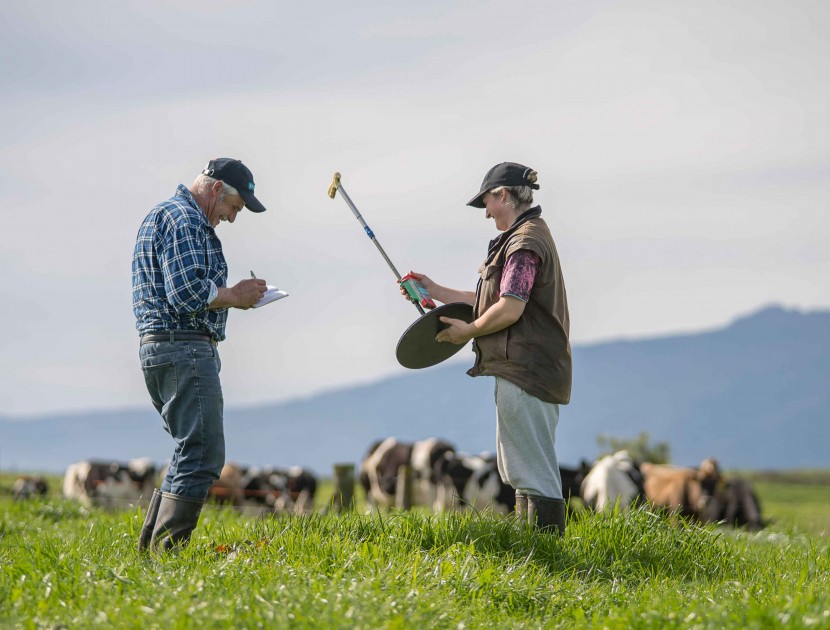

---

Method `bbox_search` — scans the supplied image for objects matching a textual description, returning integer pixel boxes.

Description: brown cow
[641,457,722,523]
[209,462,246,506]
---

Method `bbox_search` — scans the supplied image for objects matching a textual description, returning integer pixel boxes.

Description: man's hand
[209,279,266,310]
[231,278,267,309]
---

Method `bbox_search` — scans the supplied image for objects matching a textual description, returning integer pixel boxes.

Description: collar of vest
[484,205,542,264]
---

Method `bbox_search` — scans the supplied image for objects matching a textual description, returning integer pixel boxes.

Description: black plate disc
[395,302,474,369]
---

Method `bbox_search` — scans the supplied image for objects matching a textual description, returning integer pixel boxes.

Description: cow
[580,451,645,512]
[208,463,318,515]
[712,476,766,530]
[62,457,156,510]
[433,452,586,514]
[433,451,515,514]
[209,462,246,506]
[560,462,591,505]
[358,437,456,510]
[640,457,723,523]
[12,475,49,501]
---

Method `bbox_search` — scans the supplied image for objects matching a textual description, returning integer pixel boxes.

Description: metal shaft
[328,172,425,316]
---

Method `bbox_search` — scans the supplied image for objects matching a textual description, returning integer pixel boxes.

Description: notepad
[254,285,289,308]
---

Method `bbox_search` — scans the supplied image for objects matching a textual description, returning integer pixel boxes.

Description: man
[132,158,268,552]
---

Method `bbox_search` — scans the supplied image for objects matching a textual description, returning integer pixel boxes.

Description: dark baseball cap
[202,158,266,213]
[466,162,540,208]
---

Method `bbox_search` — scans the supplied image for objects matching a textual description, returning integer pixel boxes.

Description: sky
[1,0,828,417]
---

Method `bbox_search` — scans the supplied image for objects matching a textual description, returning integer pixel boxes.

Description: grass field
[1,472,828,628]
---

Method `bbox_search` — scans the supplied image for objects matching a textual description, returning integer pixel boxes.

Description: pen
[250,270,257,279]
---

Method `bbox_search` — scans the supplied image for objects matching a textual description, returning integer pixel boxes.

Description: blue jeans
[139,340,224,500]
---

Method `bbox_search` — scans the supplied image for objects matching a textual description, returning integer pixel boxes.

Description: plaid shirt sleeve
[159,221,217,313]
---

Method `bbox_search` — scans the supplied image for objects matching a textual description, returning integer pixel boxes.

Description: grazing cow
[209,462,246,506]
[580,451,645,512]
[640,457,723,523]
[713,477,766,530]
[560,462,591,504]
[12,475,49,501]
[433,453,586,514]
[269,466,318,514]
[359,437,456,510]
[433,451,515,514]
[62,458,156,510]
[208,463,318,515]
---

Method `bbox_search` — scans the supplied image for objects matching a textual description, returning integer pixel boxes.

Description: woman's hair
[194,174,240,201]
[490,167,537,209]
[491,184,534,209]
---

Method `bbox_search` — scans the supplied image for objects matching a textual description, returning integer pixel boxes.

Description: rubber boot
[514,491,528,522]
[527,495,566,536]
[137,489,162,553]
[150,492,205,553]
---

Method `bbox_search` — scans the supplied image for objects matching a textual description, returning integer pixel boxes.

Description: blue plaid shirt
[132,185,229,341]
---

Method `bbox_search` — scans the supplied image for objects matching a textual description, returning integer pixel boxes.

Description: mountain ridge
[2,304,828,474]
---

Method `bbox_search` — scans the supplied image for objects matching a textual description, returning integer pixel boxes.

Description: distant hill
[2,305,828,475]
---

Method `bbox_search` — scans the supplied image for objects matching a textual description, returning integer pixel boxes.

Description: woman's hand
[399,271,437,302]
[435,296,526,344]
[435,317,473,345]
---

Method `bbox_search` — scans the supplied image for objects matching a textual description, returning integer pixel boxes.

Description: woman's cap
[202,158,267,213]
[466,162,539,208]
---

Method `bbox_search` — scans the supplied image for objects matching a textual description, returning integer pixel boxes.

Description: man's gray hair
[194,174,240,201]
[491,185,534,209]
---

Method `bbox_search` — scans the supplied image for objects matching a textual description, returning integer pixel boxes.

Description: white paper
[253,285,289,308]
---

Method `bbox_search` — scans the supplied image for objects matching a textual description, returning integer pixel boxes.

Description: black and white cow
[62,458,156,510]
[358,437,456,510]
[560,462,591,504]
[12,475,49,501]
[433,451,515,514]
[208,463,318,515]
[433,453,587,514]
[580,451,645,512]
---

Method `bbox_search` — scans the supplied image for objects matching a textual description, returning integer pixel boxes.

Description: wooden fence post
[396,464,413,511]
[331,463,355,513]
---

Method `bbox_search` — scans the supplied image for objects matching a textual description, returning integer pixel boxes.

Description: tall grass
[2,493,828,629]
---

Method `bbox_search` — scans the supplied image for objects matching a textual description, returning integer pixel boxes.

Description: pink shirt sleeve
[500,250,541,302]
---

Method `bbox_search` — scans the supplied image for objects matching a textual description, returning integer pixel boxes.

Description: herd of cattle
[8,436,766,530]
[357,437,766,529]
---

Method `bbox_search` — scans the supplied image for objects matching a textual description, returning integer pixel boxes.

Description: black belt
[141,331,217,345]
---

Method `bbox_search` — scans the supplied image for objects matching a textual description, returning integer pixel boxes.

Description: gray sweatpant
[495,377,563,499]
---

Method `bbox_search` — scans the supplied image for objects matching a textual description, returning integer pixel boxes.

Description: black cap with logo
[466,162,540,208]
[202,158,267,213]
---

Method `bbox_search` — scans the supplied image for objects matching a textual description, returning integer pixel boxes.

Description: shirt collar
[485,206,542,262]
[175,184,213,230]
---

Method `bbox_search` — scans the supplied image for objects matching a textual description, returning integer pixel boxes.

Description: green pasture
[1,472,828,628]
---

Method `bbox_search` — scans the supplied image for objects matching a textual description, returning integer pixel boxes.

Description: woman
[406,162,572,534]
